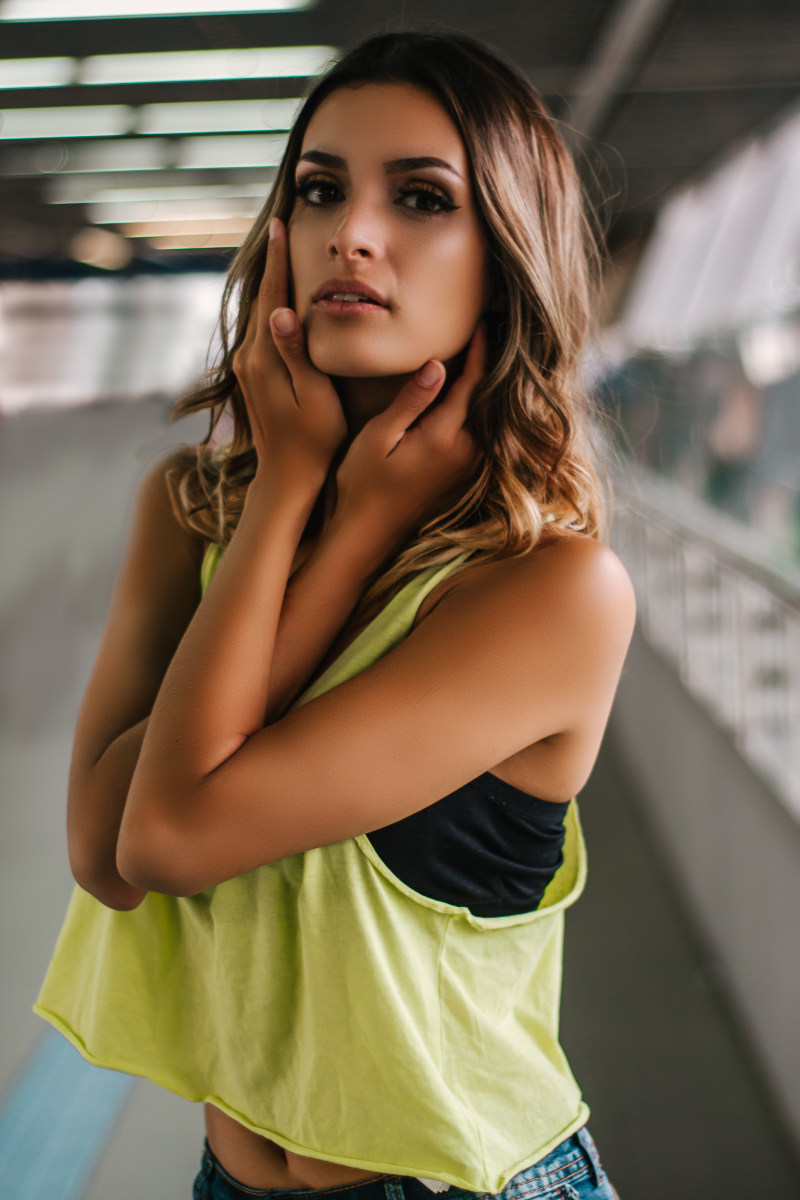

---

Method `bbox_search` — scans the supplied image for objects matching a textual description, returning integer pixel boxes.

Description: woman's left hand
[333,323,488,541]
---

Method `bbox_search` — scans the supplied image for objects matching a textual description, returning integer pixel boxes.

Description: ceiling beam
[568,0,677,141]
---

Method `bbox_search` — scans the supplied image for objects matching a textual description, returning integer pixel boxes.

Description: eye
[397,183,458,215]
[294,175,342,207]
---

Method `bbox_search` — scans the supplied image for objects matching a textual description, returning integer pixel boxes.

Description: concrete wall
[610,629,800,1151]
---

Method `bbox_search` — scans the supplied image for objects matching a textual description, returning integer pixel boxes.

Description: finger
[463,320,489,381]
[256,217,289,341]
[428,323,488,430]
[269,306,328,389]
[377,360,446,449]
[232,293,259,380]
[453,322,489,401]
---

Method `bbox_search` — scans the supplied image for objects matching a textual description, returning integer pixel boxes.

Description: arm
[264,334,484,719]
[68,463,388,909]
[120,532,635,898]
[67,450,203,910]
[264,511,397,721]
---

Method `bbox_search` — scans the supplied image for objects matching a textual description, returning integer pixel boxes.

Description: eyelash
[294,175,458,216]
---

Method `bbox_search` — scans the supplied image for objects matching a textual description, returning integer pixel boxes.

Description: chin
[306,342,420,379]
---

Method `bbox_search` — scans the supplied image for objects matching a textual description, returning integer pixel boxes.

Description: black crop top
[367,772,570,917]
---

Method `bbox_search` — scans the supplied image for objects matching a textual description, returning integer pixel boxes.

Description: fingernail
[272,308,297,335]
[268,217,280,240]
[416,361,441,387]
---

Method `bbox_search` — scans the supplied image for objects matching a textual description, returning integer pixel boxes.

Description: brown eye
[295,177,342,206]
[397,184,457,214]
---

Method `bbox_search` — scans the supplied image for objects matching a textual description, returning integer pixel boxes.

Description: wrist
[247,463,327,518]
[326,503,407,571]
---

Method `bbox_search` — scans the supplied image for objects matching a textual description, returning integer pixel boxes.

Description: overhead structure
[0,0,799,269]
[567,0,676,141]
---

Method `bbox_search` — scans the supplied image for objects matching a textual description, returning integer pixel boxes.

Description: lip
[312,278,389,307]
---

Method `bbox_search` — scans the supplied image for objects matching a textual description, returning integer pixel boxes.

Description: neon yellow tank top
[35,548,589,1192]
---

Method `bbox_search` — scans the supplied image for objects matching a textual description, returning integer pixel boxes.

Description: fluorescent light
[0,104,133,139]
[138,98,299,135]
[0,1,314,20]
[80,45,334,85]
[0,56,75,88]
[90,195,259,222]
[178,133,286,168]
[52,180,268,204]
[147,233,246,248]
[124,216,253,236]
[70,225,133,269]
[122,215,254,248]
[53,139,173,172]
[4,136,283,175]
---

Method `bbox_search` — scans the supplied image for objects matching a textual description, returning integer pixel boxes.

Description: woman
[36,31,633,1200]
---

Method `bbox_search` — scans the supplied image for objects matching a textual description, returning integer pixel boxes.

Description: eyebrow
[297,150,463,180]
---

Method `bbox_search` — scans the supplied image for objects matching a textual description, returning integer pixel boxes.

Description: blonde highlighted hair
[169,31,606,619]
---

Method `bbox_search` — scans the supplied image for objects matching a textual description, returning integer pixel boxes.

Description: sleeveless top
[34,547,589,1193]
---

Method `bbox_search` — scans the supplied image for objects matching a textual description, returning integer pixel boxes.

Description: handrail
[613,466,800,606]
[611,466,800,820]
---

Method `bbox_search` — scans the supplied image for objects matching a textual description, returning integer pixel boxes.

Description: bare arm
[265,352,484,720]
[120,525,634,898]
[67,450,203,909]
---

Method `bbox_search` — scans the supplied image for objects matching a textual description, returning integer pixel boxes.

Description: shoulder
[70,448,207,780]
[107,446,206,631]
[134,445,206,568]
[416,534,635,645]
[401,535,635,742]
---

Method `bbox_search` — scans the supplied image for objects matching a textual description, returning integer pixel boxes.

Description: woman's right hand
[232,218,347,484]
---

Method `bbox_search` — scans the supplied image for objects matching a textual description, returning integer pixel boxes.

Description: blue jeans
[192,1128,616,1200]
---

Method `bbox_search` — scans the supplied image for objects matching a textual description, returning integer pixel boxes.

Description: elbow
[69,849,147,912]
[116,808,203,898]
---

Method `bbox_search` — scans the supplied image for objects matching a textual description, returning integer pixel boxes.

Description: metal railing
[611,469,800,820]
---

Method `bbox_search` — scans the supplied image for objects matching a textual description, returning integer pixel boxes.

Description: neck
[332,372,415,438]
[308,374,414,540]
[308,351,467,542]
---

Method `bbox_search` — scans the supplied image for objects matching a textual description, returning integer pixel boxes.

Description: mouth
[312,279,389,308]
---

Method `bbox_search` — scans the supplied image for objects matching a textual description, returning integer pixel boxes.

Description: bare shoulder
[519,533,636,628]
[135,444,205,562]
[416,533,635,644]
[118,444,207,636]
[71,445,206,772]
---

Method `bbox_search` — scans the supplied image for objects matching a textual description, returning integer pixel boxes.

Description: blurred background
[2,2,800,1197]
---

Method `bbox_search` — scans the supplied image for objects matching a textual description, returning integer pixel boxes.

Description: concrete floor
[2,399,799,1198]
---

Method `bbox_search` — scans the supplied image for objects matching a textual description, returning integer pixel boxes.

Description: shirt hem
[32,1002,589,1193]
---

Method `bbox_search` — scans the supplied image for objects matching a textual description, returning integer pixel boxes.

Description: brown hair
[169,30,606,617]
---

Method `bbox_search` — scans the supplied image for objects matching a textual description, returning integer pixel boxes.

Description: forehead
[299,82,467,168]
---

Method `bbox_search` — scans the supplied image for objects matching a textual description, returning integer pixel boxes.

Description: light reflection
[80,46,334,85]
[0,0,314,20]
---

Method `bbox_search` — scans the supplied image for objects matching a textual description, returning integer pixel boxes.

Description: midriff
[204,1104,385,1189]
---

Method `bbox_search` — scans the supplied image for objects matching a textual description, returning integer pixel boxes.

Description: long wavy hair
[169,30,606,620]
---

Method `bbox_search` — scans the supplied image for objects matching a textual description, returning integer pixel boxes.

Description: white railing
[611,469,800,820]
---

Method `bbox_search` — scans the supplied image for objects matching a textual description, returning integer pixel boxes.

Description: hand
[232,218,346,481]
[333,324,487,541]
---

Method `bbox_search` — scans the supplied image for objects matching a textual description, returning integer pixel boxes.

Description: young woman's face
[288,82,490,378]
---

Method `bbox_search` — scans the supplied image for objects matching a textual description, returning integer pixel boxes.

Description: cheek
[286,234,301,312]
[420,243,488,334]
[286,218,315,314]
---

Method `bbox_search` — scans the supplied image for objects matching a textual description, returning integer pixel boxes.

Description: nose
[326,197,383,260]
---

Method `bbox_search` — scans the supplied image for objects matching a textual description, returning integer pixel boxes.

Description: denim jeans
[192,1127,616,1200]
